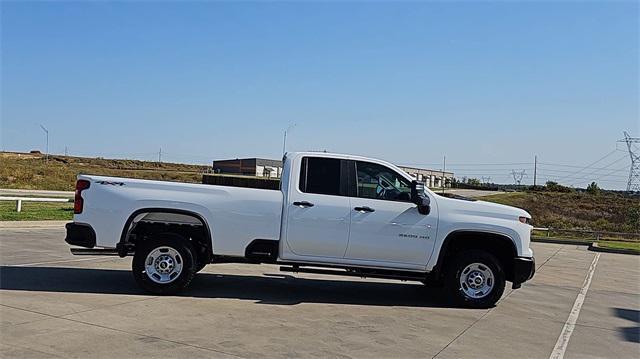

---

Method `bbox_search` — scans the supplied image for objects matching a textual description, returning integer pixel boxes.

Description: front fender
[427,222,532,271]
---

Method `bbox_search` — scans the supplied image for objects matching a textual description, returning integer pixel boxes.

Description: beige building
[398,166,454,188]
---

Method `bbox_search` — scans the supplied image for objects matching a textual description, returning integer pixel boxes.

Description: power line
[564,155,630,185]
[585,165,637,185]
[552,148,619,183]
[538,162,624,170]
[535,166,629,179]
[538,172,628,184]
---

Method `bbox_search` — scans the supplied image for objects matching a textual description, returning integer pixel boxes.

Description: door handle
[293,201,314,208]
[354,206,375,213]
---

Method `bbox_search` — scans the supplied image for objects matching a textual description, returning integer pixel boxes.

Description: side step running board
[70,248,133,256]
[280,266,425,282]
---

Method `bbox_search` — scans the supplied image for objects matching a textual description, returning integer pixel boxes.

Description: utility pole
[64,146,68,157]
[442,155,446,194]
[618,131,640,192]
[158,147,162,164]
[39,124,49,163]
[282,123,297,156]
[533,155,537,188]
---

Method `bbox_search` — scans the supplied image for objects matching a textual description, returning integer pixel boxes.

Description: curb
[0,220,70,229]
[532,237,639,255]
[589,242,639,256]
[531,237,592,246]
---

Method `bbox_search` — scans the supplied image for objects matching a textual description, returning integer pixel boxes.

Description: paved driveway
[1,224,638,358]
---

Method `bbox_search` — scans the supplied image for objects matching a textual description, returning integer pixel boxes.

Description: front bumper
[65,222,96,248]
[512,256,535,289]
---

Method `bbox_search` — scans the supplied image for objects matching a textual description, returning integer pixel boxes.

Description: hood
[435,194,531,221]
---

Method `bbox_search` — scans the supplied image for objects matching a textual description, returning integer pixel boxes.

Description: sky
[1,1,638,189]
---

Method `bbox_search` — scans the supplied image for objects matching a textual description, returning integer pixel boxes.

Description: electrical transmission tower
[511,170,526,186]
[618,131,640,192]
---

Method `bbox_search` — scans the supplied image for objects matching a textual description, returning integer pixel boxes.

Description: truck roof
[287,151,412,180]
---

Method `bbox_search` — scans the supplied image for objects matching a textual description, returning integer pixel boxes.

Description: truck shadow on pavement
[614,308,640,343]
[0,266,455,308]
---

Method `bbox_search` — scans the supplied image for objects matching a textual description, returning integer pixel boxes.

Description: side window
[299,157,342,196]
[356,161,411,202]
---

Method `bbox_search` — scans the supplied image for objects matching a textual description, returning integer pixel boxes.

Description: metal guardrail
[0,196,72,212]
[533,227,640,242]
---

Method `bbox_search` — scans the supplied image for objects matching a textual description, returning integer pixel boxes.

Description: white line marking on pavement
[549,253,600,359]
[7,256,114,267]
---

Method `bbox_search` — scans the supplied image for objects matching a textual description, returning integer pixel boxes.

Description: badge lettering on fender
[398,233,430,240]
[96,181,125,186]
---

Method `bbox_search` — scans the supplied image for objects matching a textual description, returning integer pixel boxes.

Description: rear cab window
[299,157,342,196]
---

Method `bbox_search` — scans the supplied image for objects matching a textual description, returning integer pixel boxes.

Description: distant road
[1,187,502,200]
[0,189,74,198]
[438,189,504,198]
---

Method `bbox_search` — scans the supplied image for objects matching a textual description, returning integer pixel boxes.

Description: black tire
[445,250,505,308]
[194,261,207,273]
[132,233,197,295]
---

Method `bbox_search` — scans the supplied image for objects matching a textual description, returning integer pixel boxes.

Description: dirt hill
[0,152,207,191]
[480,191,639,234]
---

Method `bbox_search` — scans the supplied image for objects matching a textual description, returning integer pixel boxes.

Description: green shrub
[586,182,601,195]
[545,181,574,193]
[626,205,640,232]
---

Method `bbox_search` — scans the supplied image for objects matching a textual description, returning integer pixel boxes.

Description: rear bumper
[512,256,535,289]
[65,222,96,248]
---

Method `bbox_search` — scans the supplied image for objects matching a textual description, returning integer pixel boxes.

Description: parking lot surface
[1,224,639,358]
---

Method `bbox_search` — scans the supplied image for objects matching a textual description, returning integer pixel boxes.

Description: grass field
[597,240,640,252]
[0,201,74,221]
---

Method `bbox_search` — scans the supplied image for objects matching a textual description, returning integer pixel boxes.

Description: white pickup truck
[65,152,535,308]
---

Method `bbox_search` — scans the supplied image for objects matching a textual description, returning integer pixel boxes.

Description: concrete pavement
[0,220,70,229]
[1,223,638,358]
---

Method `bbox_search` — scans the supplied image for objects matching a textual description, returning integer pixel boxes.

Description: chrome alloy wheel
[144,246,184,284]
[459,262,495,299]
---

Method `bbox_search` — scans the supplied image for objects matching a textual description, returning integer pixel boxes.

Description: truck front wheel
[445,250,505,308]
[132,233,197,294]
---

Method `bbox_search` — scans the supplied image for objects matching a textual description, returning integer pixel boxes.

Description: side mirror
[411,180,431,215]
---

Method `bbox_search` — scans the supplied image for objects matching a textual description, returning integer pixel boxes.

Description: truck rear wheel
[132,233,197,294]
[445,250,505,308]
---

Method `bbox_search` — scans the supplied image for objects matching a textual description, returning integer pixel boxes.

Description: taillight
[74,180,90,214]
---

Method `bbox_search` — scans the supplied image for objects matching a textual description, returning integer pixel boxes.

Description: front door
[284,156,351,259]
[345,160,437,267]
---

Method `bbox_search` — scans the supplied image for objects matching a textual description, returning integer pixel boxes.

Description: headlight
[519,216,531,225]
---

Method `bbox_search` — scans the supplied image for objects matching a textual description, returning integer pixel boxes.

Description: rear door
[283,156,351,259]
[344,160,437,267]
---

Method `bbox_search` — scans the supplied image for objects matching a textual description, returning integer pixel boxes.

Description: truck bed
[75,174,284,256]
